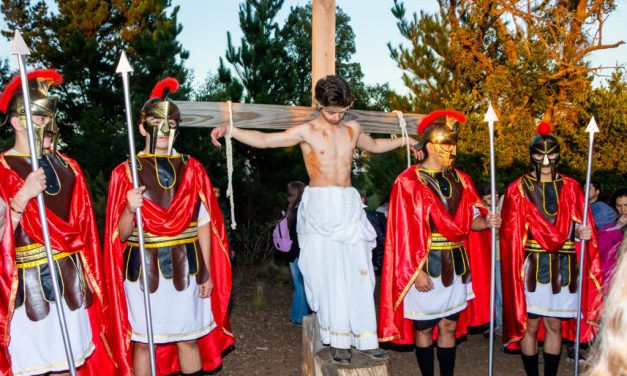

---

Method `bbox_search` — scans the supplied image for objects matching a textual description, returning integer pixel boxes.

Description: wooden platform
[303,314,390,376]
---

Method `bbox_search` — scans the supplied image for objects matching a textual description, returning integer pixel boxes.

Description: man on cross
[211,75,416,364]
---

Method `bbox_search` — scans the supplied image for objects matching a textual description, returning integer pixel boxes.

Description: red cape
[378,166,491,344]
[499,174,603,350]
[103,155,234,376]
[0,152,117,375]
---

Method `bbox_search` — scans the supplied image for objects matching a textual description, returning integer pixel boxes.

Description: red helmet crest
[0,69,62,114]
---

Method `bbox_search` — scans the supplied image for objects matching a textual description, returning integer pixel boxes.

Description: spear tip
[585,116,599,134]
[10,30,31,56]
[115,51,133,74]
[483,102,499,123]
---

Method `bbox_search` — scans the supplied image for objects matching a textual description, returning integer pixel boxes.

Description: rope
[393,110,411,168]
[225,101,237,230]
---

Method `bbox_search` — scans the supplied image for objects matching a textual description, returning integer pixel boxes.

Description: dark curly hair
[314,75,354,107]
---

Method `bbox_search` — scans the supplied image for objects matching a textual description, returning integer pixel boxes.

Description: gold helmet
[415,109,466,170]
[0,69,63,158]
[141,77,181,155]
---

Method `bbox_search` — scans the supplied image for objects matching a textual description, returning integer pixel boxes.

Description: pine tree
[1,0,190,176]
[389,0,625,185]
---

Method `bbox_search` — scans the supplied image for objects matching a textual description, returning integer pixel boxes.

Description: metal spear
[115,51,157,376]
[574,116,598,375]
[483,103,499,376]
[11,30,77,376]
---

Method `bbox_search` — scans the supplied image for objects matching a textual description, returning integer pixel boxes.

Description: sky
[2,0,626,95]
[165,0,627,93]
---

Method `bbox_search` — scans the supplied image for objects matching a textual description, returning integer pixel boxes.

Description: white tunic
[297,186,378,350]
[125,203,217,343]
[9,299,94,375]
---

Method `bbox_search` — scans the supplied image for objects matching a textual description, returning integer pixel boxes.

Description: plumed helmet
[141,77,181,155]
[415,109,466,169]
[0,69,63,157]
[529,121,561,180]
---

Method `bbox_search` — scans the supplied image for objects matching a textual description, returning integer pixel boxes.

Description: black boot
[436,346,456,376]
[544,351,561,376]
[521,353,539,376]
[414,345,434,376]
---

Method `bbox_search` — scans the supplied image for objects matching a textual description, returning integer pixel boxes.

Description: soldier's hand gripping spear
[116,51,157,376]
[573,117,599,376]
[10,30,78,376]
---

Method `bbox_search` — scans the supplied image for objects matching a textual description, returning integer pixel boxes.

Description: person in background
[284,181,311,325]
[360,191,387,275]
[589,181,623,295]
[585,231,627,376]
[611,187,627,232]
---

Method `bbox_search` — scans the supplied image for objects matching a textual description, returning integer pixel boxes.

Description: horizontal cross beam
[175,101,424,135]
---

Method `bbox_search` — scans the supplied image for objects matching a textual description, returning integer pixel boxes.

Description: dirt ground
[218,265,581,375]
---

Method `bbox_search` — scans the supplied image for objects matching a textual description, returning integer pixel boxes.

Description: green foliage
[581,70,627,194]
[1,0,190,221]
[223,0,293,105]
[1,0,190,168]
[389,0,625,189]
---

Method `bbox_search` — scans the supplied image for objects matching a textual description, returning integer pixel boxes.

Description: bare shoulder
[344,120,361,131]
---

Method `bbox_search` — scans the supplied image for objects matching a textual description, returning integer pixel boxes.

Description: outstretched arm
[211,124,305,149]
[355,123,418,154]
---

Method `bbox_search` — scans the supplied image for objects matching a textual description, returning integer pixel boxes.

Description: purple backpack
[272,211,292,253]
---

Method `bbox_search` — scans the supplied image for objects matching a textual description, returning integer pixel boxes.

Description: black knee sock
[414,345,434,376]
[544,351,561,376]
[436,346,456,376]
[521,353,539,376]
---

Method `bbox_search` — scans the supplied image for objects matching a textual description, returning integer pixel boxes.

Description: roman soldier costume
[0,70,116,375]
[104,78,233,375]
[500,121,602,374]
[379,110,491,375]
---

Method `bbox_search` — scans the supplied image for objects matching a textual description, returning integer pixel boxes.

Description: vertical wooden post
[311,0,336,106]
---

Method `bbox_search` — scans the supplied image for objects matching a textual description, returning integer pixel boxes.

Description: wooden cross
[176,0,423,135]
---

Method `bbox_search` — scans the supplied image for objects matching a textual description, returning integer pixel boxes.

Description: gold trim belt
[525,239,575,254]
[430,232,463,250]
[127,222,199,248]
[15,243,77,268]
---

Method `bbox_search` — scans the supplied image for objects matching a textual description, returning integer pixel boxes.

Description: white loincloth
[297,186,378,350]
[524,257,578,318]
[404,273,474,321]
[9,301,94,376]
